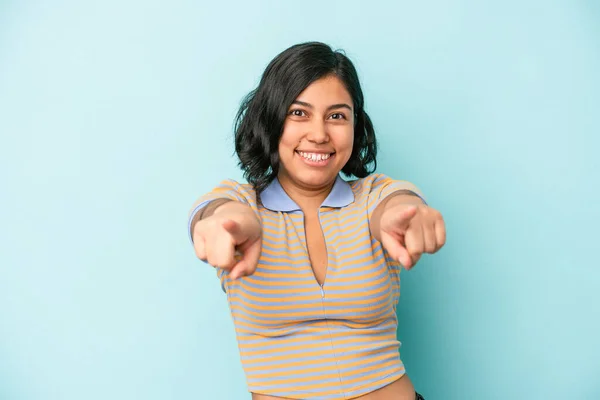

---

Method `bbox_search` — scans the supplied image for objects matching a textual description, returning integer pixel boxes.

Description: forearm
[371,190,424,243]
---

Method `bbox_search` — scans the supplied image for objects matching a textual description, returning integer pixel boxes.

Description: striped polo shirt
[188,173,425,400]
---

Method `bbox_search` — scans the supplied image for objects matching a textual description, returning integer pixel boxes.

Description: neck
[277,174,336,212]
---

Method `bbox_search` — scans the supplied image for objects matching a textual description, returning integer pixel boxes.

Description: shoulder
[188,178,258,223]
[348,173,425,205]
[348,173,396,196]
[205,178,257,205]
[214,178,254,193]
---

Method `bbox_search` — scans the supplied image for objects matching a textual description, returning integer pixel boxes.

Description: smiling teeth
[299,152,331,161]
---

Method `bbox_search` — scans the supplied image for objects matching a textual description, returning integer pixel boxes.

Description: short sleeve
[365,173,427,222]
[187,179,257,243]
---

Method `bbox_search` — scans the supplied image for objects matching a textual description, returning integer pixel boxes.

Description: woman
[188,42,445,400]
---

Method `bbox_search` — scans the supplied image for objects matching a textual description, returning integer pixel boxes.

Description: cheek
[278,126,299,166]
[332,129,354,166]
[333,128,354,152]
[345,132,354,151]
[279,123,301,149]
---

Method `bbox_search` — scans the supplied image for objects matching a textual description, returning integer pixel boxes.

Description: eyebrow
[292,100,353,112]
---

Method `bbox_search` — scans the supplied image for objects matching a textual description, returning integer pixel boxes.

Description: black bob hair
[234,41,378,193]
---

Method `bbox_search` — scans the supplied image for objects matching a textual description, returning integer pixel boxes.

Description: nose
[306,120,329,143]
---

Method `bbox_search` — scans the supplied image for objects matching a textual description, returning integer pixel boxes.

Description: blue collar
[260,175,354,212]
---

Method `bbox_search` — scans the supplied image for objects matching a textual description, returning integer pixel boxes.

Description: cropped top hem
[247,366,406,400]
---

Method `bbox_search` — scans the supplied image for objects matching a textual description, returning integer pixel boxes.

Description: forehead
[295,75,353,107]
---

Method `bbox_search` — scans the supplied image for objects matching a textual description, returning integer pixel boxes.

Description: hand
[379,204,446,269]
[192,212,262,279]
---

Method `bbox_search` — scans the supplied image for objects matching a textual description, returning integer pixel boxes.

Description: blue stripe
[231,297,390,317]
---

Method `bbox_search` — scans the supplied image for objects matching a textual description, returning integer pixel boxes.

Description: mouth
[295,150,335,166]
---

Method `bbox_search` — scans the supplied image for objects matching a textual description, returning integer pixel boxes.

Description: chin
[292,170,338,188]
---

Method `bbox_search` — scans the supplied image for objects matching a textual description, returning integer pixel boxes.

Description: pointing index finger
[390,205,418,227]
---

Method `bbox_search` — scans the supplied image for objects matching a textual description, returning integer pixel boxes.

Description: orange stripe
[229,302,392,323]
[335,247,385,264]
[247,271,314,280]
[237,330,396,350]
[261,219,295,230]
[260,213,303,224]
[234,324,332,336]
[260,245,306,257]
[247,359,399,385]
[324,229,373,246]
[227,289,321,303]
[234,281,316,294]
[321,211,365,230]
[249,366,404,395]
[233,273,389,295]
[228,281,388,302]
[249,366,404,399]
[241,342,399,365]
[258,235,374,258]
[228,291,390,312]
[239,334,397,356]
[260,228,304,244]
[253,264,304,272]
[233,316,391,332]
[324,267,384,283]
[242,276,314,287]
[243,349,398,375]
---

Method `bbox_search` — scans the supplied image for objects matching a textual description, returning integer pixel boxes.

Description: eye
[329,112,347,120]
[288,109,306,117]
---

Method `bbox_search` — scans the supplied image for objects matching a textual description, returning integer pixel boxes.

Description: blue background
[1,0,599,399]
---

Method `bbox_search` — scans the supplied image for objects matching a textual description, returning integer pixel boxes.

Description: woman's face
[277,75,355,191]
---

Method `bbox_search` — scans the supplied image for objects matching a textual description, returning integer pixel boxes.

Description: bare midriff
[251,374,416,400]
